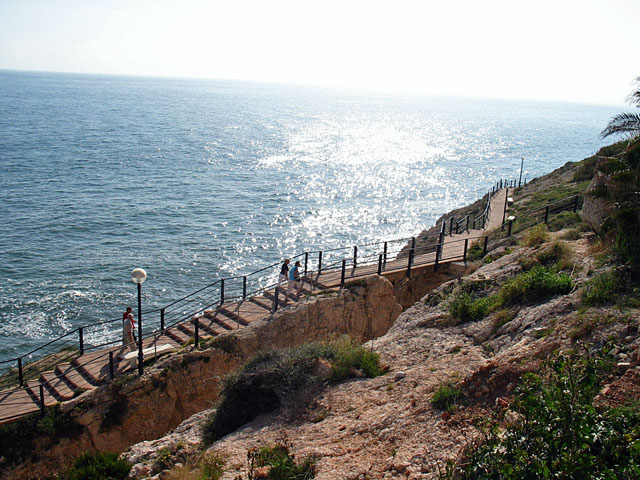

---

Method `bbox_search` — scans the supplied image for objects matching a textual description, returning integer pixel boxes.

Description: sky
[0,0,638,105]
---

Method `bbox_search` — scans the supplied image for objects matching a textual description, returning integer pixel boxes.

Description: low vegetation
[431,384,462,413]
[247,442,316,480]
[449,265,572,323]
[57,451,131,480]
[0,405,83,469]
[458,353,640,479]
[202,337,385,445]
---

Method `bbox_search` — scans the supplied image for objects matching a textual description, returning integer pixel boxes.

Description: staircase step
[40,372,76,402]
[249,295,273,312]
[203,309,236,331]
[25,380,58,408]
[165,326,191,345]
[55,362,97,391]
[195,317,227,336]
[217,307,248,327]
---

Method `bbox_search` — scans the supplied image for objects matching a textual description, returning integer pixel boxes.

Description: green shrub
[58,451,131,480]
[431,384,462,412]
[202,339,384,444]
[522,224,550,247]
[0,405,83,468]
[248,443,316,480]
[535,240,570,267]
[199,451,226,480]
[582,269,627,306]
[498,265,572,306]
[449,292,496,323]
[572,154,598,182]
[461,353,640,479]
[467,241,485,261]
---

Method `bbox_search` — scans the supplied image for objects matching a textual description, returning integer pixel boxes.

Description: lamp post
[131,268,147,376]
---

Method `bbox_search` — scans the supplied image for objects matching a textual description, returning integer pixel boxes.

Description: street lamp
[131,268,147,376]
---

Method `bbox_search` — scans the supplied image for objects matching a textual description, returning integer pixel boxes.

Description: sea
[0,69,623,366]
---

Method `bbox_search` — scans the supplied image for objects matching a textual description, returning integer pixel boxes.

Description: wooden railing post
[109,351,114,379]
[243,276,247,299]
[508,219,513,237]
[274,287,279,312]
[304,252,308,275]
[220,279,225,304]
[378,254,383,275]
[353,246,358,268]
[318,251,323,274]
[383,242,388,265]
[18,358,23,386]
[544,206,549,224]
[79,327,84,355]
[463,238,469,264]
[39,384,45,416]
[341,259,346,288]
[160,308,165,334]
[483,235,488,255]
[573,195,579,212]
[194,317,199,348]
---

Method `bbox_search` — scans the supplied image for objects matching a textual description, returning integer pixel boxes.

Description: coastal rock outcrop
[2,276,401,480]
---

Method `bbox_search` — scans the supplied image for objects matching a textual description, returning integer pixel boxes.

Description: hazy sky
[1,0,638,104]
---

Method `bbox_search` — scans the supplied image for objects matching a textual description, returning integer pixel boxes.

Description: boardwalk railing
[0,189,582,422]
[0,179,510,391]
[1,180,555,399]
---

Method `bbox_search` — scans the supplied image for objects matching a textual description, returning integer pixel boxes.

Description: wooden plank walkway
[0,189,508,423]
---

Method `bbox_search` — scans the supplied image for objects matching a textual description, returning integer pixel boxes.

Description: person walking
[119,312,136,358]
[277,259,290,290]
[286,261,302,297]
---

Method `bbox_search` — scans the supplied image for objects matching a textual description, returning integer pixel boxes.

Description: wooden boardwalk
[0,189,508,423]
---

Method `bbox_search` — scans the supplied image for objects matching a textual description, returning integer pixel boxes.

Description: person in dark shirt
[277,259,290,290]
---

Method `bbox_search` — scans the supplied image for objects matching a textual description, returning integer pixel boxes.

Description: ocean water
[0,70,622,364]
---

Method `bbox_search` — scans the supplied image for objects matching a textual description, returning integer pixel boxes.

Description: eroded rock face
[119,235,640,480]
[3,276,401,480]
[582,171,615,233]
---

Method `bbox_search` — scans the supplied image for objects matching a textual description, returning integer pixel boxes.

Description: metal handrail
[0,182,516,389]
[0,185,582,421]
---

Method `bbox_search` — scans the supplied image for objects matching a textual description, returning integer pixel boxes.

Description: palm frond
[600,112,640,139]
[627,77,640,106]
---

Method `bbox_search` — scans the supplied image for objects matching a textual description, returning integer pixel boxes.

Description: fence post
[318,251,323,274]
[160,308,165,334]
[378,254,383,275]
[544,206,549,224]
[220,279,225,304]
[243,276,247,299]
[383,242,388,265]
[194,317,199,348]
[353,246,358,268]
[508,219,513,237]
[463,238,469,264]
[78,327,84,355]
[18,358,23,386]
[466,215,470,232]
[39,384,45,416]
[109,351,114,379]
[501,187,509,227]
[483,235,488,255]
[449,217,454,236]
[407,247,414,278]
[435,231,444,272]
[304,252,308,275]
[274,287,279,312]
[573,195,578,212]
[340,259,346,288]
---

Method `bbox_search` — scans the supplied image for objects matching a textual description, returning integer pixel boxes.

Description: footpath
[0,188,508,423]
